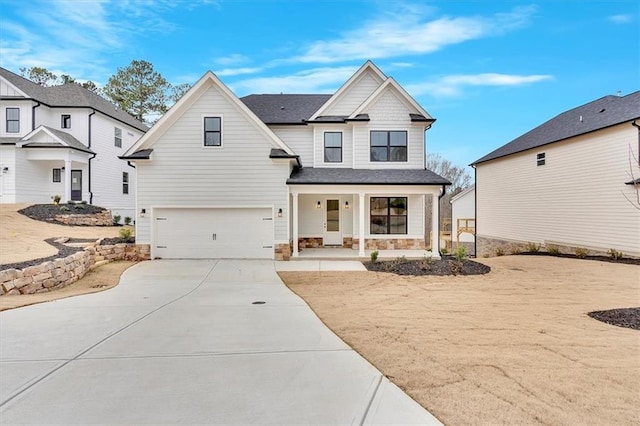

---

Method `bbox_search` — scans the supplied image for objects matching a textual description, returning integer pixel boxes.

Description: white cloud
[294,5,537,63]
[215,67,263,77]
[229,66,359,95]
[608,14,633,24]
[407,73,553,97]
[213,54,251,66]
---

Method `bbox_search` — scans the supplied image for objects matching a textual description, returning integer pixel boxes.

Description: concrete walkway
[0,259,440,424]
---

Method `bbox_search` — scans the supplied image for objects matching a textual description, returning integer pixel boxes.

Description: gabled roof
[450,184,475,203]
[473,91,640,165]
[123,70,295,157]
[0,67,148,132]
[241,94,331,124]
[119,148,153,160]
[287,167,451,185]
[19,125,94,154]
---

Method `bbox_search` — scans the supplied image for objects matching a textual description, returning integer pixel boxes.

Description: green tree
[102,60,171,123]
[170,82,191,105]
[20,66,58,86]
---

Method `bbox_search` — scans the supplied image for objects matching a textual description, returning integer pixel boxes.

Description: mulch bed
[519,252,640,265]
[365,257,490,276]
[19,203,106,225]
[100,237,135,245]
[588,307,640,330]
[1,238,85,271]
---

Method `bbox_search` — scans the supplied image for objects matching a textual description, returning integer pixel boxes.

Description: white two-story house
[0,67,147,219]
[121,61,450,260]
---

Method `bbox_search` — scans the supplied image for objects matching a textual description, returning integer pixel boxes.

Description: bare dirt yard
[0,261,135,311]
[279,256,640,425]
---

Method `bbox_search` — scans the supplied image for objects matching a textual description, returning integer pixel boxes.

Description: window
[324,132,342,162]
[537,152,546,166]
[122,172,129,194]
[114,127,122,148]
[204,117,222,146]
[6,108,19,133]
[370,131,407,162]
[370,197,407,234]
[53,168,61,183]
[61,114,71,129]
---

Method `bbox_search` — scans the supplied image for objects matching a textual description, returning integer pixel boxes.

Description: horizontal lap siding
[323,72,383,116]
[452,189,475,243]
[477,124,640,255]
[271,126,313,166]
[136,85,290,244]
[313,125,353,168]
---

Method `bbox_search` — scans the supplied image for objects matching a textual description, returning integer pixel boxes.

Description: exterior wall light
[344,201,349,209]
[316,201,321,209]
[277,208,283,217]
[2,167,8,173]
[140,208,146,218]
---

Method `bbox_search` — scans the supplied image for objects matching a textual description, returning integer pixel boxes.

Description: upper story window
[204,117,222,147]
[61,114,71,129]
[370,131,407,162]
[53,168,61,183]
[6,108,19,133]
[537,152,546,166]
[114,127,122,148]
[370,197,407,234]
[122,172,129,194]
[324,132,342,163]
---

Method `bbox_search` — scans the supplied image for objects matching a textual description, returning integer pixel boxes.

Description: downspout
[473,164,477,258]
[438,184,447,257]
[88,109,95,204]
[423,121,434,170]
[31,101,41,130]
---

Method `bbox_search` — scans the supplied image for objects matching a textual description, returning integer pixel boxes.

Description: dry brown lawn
[280,256,640,425]
[0,261,135,311]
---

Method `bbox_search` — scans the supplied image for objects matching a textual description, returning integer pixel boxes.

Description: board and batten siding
[270,125,313,166]
[322,71,384,117]
[135,84,291,244]
[477,123,640,256]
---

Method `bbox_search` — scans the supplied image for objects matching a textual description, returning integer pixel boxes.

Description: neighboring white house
[472,91,640,258]
[121,61,451,260]
[0,67,147,219]
[451,185,475,254]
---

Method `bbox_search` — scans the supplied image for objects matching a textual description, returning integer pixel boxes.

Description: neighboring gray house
[0,67,147,219]
[122,61,451,260]
[472,91,640,257]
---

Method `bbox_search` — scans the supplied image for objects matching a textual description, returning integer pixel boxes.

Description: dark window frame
[324,131,343,163]
[122,171,129,194]
[114,127,122,148]
[370,130,408,162]
[6,107,19,133]
[61,114,71,129]
[537,152,546,166]
[370,197,408,235]
[53,168,61,183]
[203,116,222,147]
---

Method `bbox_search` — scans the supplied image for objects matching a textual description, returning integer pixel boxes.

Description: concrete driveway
[0,259,439,424]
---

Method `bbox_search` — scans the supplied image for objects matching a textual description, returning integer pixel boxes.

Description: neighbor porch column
[431,191,440,255]
[64,160,72,202]
[358,192,366,257]
[292,193,299,257]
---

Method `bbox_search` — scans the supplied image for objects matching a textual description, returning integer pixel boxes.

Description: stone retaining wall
[54,210,113,226]
[476,236,622,258]
[0,242,151,296]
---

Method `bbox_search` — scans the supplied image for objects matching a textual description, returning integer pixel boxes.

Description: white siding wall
[0,146,16,202]
[298,194,354,236]
[270,125,313,166]
[0,79,24,97]
[312,125,353,168]
[136,85,291,244]
[36,107,90,144]
[323,71,383,116]
[477,123,640,255]
[452,187,475,243]
[0,100,33,138]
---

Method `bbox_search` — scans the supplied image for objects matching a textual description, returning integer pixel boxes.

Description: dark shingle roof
[0,137,21,145]
[241,94,331,124]
[269,148,297,159]
[473,91,640,165]
[20,126,94,154]
[287,168,451,185]
[0,67,148,132]
[119,149,153,160]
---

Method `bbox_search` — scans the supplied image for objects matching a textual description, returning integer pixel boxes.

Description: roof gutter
[88,109,95,204]
[31,101,41,130]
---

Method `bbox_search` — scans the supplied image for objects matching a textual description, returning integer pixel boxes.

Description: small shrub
[495,247,505,257]
[60,205,70,212]
[80,200,88,205]
[119,228,133,240]
[547,245,560,255]
[454,245,467,261]
[440,247,449,255]
[527,242,540,253]
[113,214,121,224]
[53,195,61,205]
[575,247,590,259]
[124,216,132,225]
[510,247,522,255]
[67,200,75,205]
[370,250,379,263]
[608,248,623,260]
[74,204,85,210]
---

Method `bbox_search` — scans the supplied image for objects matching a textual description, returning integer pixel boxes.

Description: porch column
[64,160,72,203]
[431,192,440,255]
[292,193,299,257]
[358,192,366,257]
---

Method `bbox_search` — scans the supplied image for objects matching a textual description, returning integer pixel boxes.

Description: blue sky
[0,0,638,169]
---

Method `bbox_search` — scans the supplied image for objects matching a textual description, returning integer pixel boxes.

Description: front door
[71,170,82,201]
[323,199,342,246]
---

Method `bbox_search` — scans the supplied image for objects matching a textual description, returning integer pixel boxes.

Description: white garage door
[153,208,274,259]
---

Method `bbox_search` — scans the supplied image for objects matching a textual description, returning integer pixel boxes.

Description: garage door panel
[154,208,274,259]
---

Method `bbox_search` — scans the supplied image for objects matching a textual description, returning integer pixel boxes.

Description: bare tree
[623,143,640,210]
